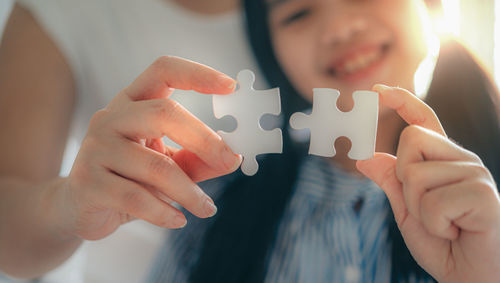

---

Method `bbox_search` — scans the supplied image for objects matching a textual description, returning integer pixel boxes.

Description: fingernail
[173,215,187,228]
[204,198,218,217]
[373,84,392,92]
[218,75,236,90]
[222,145,240,171]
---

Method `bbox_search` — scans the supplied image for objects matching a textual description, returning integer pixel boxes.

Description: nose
[320,5,368,46]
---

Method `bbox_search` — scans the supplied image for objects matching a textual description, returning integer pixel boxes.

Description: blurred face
[267,0,431,111]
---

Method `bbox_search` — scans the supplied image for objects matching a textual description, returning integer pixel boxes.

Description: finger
[420,179,497,240]
[373,84,446,136]
[161,144,241,182]
[110,98,240,171]
[356,152,408,225]
[100,171,187,229]
[146,138,167,154]
[171,148,242,182]
[121,56,236,101]
[396,125,482,181]
[400,160,489,221]
[101,138,218,218]
[141,183,176,205]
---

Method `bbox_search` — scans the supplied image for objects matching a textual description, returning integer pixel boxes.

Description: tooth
[358,56,368,68]
[345,61,356,73]
[339,49,385,76]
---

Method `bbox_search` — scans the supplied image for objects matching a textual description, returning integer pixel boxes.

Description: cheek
[386,1,429,75]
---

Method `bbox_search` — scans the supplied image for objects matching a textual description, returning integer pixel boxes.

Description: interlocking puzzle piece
[213,70,283,176]
[290,88,378,160]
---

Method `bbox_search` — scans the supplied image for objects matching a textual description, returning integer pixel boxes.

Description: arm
[0,4,79,278]
[0,4,241,279]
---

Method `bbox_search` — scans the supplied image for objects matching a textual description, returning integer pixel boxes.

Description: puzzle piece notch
[290,88,378,160]
[213,70,283,176]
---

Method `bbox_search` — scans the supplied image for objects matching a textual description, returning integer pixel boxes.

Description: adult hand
[57,56,241,241]
[357,85,500,283]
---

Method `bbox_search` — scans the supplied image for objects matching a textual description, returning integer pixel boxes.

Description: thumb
[356,153,408,224]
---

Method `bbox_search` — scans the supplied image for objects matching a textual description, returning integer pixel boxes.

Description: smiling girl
[152,0,500,282]
[1,0,499,282]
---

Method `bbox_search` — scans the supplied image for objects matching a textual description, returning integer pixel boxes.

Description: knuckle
[152,56,173,70]
[473,179,496,199]
[148,155,176,178]
[151,99,181,122]
[81,135,102,152]
[88,109,110,130]
[467,151,484,165]
[469,163,491,178]
[469,180,499,222]
[400,125,422,145]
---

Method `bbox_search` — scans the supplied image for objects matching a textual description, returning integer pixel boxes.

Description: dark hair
[425,39,500,183]
[190,2,500,282]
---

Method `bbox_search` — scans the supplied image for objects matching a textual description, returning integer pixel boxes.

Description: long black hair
[189,1,500,282]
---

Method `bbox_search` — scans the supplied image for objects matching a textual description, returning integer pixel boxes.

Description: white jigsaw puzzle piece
[213,70,283,176]
[290,88,378,160]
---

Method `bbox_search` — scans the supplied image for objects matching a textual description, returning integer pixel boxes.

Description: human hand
[56,56,241,240]
[357,85,500,283]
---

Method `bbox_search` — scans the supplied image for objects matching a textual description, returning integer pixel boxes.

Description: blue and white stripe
[264,156,391,283]
[148,155,435,283]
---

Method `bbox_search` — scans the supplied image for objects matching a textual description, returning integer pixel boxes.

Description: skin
[267,0,500,282]
[1,0,499,281]
[172,0,239,14]
[0,0,240,279]
[268,0,430,171]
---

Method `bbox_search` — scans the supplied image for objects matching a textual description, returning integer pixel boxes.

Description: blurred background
[1,0,500,86]
[2,0,498,93]
[0,0,499,282]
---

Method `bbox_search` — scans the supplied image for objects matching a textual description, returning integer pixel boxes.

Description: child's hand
[56,56,241,241]
[357,85,500,283]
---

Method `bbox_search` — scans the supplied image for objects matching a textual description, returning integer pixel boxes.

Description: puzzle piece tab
[213,70,283,176]
[290,88,378,160]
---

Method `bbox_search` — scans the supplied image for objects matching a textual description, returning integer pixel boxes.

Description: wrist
[38,177,82,243]
[0,177,82,277]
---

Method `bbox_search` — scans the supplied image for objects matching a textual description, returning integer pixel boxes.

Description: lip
[326,43,391,84]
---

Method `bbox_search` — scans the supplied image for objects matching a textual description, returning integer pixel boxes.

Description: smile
[327,43,390,81]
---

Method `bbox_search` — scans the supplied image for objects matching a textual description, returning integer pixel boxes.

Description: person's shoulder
[2,3,73,82]
[15,0,154,21]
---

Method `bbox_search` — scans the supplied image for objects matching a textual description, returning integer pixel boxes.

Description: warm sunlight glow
[435,0,461,35]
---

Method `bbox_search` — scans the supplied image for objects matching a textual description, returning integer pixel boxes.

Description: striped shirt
[148,156,435,282]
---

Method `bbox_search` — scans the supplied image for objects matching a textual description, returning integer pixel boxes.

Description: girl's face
[267,0,431,111]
